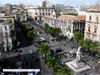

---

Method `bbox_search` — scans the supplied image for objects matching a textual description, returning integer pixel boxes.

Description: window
[88,27,90,32]
[43,13,45,15]
[94,27,97,33]
[48,13,50,15]
[46,13,47,15]
[40,13,41,16]
[35,17,37,20]
[40,17,41,20]
[89,16,91,21]
[96,17,98,22]
[35,13,37,15]
[5,26,7,30]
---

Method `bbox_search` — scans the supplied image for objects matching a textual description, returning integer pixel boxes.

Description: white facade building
[27,1,56,21]
[43,15,85,39]
[0,16,16,52]
[84,4,100,42]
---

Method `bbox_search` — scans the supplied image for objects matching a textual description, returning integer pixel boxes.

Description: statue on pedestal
[72,47,85,69]
[75,47,81,63]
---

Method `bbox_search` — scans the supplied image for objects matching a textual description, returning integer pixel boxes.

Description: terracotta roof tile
[76,16,86,20]
[58,15,86,21]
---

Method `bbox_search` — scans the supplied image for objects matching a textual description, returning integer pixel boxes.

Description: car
[28,72,35,75]
[17,42,20,47]
[16,53,20,59]
[55,48,63,53]
[29,50,33,54]
[13,49,22,53]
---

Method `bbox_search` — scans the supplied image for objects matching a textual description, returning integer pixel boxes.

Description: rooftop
[0,21,12,25]
[88,4,100,12]
[58,15,86,21]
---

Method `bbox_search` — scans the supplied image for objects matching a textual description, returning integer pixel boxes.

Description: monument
[66,47,91,74]
[71,47,85,69]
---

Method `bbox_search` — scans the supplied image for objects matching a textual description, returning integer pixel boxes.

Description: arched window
[94,28,97,33]
[88,27,90,32]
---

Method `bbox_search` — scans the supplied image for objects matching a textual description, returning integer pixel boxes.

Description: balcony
[86,31,91,34]
[86,21,99,24]
[92,32,97,36]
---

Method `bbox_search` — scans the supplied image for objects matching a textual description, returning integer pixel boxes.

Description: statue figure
[73,47,81,66]
[76,47,81,62]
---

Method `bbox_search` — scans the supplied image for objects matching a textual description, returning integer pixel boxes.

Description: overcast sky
[0,0,98,6]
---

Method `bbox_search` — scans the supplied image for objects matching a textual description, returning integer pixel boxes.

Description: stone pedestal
[65,47,91,74]
[71,59,85,69]
[66,60,91,73]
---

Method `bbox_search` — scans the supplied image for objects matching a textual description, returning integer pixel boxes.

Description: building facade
[11,9,28,22]
[27,1,56,21]
[43,15,85,39]
[4,4,12,12]
[4,4,28,22]
[0,16,16,52]
[84,4,100,42]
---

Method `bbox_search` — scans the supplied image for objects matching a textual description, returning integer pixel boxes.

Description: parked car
[55,48,63,53]
[29,50,33,54]
[13,49,22,53]
[16,53,20,59]
[17,42,20,47]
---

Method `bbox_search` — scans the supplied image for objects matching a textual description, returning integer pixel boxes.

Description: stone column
[70,20,74,38]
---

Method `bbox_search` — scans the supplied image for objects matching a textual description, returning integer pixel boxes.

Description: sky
[0,0,98,6]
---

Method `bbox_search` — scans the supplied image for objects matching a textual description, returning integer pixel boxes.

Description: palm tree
[84,39,92,50]
[38,43,51,58]
[27,30,35,40]
[90,41,99,55]
[73,32,83,48]
[51,28,62,36]
[78,40,85,48]
[45,23,51,32]
[45,57,56,68]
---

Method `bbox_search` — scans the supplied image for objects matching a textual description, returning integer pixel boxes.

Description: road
[0,23,53,75]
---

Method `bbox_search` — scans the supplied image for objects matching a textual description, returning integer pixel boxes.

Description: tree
[51,28,62,36]
[27,30,35,40]
[73,32,83,47]
[45,57,56,68]
[38,43,51,58]
[53,64,73,75]
[90,41,99,52]
[63,13,78,16]
[78,40,85,48]
[45,23,50,32]
[53,64,62,72]
[55,28,62,35]
[84,39,92,50]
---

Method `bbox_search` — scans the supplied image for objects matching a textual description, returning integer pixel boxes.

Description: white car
[30,50,33,54]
